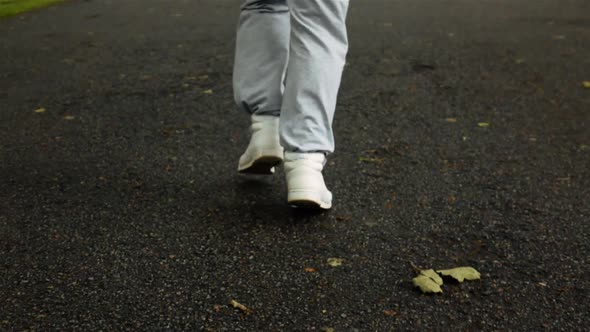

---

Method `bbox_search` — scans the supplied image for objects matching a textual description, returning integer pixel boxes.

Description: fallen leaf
[383,309,398,316]
[413,275,443,294]
[230,300,254,315]
[203,89,213,94]
[413,269,443,293]
[583,81,590,88]
[64,115,75,120]
[445,117,457,123]
[327,258,344,267]
[477,122,490,127]
[304,267,317,273]
[34,108,46,113]
[437,267,481,282]
[422,269,443,285]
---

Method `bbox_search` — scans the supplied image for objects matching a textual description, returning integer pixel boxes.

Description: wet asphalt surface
[1,0,589,330]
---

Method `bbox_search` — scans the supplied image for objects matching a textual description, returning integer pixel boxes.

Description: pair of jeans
[233,0,350,154]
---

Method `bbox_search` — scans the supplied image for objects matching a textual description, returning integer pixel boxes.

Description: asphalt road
[1,0,589,330]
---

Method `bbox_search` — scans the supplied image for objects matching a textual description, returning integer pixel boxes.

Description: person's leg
[280,0,349,154]
[234,0,290,174]
[281,0,349,209]
[233,0,290,117]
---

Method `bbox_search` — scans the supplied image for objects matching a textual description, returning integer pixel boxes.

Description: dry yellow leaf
[421,269,443,285]
[583,81,590,88]
[327,258,344,267]
[413,275,443,293]
[64,115,75,120]
[413,269,443,293]
[478,122,490,127]
[34,108,46,113]
[437,267,481,282]
[445,118,457,123]
[230,300,254,315]
[203,89,213,94]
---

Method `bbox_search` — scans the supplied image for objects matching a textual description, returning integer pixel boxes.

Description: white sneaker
[284,152,332,209]
[238,115,284,175]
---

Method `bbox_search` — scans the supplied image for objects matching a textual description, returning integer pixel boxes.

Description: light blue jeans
[233,0,350,154]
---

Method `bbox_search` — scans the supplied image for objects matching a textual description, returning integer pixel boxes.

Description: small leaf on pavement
[413,275,443,293]
[34,108,46,113]
[583,81,590,88]
[383,309,398,316]
[478,122,490,127]
[421,269,443,285]
[230,300,254,315]
[437,267,481,282]
[327,258,344,267]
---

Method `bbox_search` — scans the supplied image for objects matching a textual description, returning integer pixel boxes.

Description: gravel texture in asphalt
[1,0,589,330]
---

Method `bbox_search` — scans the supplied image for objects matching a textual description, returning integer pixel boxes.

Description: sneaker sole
[238,156,283,175]
[288,191,332,210]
